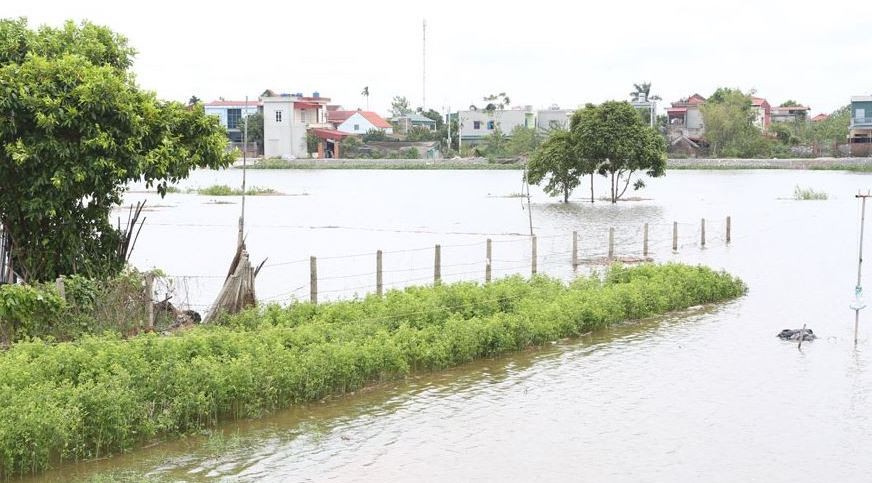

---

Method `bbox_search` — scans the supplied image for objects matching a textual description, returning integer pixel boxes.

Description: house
[262,90,331,159]
[811,113,830,123]
[327,110,393,135]
[750,97,771,131]
[536,109,574,132]
[458,106,535,146]
[666,94,706,141]
[392,113,437,133]
[849,95,872,145]
[771,105,810,123]
[204,100,261,142]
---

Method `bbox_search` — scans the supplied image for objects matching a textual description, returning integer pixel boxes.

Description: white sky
[8,0,872,116]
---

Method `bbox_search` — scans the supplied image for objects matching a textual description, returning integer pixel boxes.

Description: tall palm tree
[361,86,370,110]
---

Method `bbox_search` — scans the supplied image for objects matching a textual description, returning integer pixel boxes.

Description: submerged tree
[0,19,233,281]
[526,129,583,203]
[573,101,666,203]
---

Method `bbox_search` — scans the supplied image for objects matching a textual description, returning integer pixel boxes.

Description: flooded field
[29,169,872,482]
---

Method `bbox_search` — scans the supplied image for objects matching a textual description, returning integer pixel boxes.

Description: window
[473,121,481,130]
[857,108,866,121]
[487,120,495,130]
[226,109,241,129]
[275,111,282,122]
[299,110,307,123]
[354,124,360,131]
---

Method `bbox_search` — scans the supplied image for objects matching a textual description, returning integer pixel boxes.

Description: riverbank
[0,264,744,478]
[233,156,872,171]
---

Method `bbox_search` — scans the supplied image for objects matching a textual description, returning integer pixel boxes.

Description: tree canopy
[390,96,411,117]
[526,129,583,203]
[573,101,666,203]
[0,18,233,281]
[700,88,769,157]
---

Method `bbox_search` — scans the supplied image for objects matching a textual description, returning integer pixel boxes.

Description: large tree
[240,111,264,149]
[526,129,583,203]
[701,88,769,157]
[390,96,412,117]
[573,101,666,203]
[0,19,233,281]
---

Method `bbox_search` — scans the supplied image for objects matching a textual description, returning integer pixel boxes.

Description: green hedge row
[0,263,745,477]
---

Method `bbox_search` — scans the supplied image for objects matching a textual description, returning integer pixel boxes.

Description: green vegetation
[196,185,278,196]
[0,263,745,477]
[527,128,583,203]
[700,88,769,158]
[0,19,233,282]
[162,186,183,194]
[243,159,524,170]
[793,186,828,200]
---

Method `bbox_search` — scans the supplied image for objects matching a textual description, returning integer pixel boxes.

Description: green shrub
[793,185,828,200]
[0,263,745,477]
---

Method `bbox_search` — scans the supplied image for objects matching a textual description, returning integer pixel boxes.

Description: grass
[196,185,279,196]
[793,185,828,200]
[163,186,182,194]
[0,263,745,478]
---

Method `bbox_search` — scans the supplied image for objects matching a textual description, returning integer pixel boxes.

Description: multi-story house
[261,90,331,159]
[771,105,810,123]
[458,106,535,146]
[750,97,772,131]
[849,96,872,144]
[204,100,261,142]
[666,94,706,142]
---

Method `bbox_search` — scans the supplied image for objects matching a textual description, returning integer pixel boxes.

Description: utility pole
[239,96,249,247]
[422,19,427,111]
[852,191,871,345]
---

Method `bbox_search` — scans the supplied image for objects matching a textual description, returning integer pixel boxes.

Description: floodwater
[28,169,872,481]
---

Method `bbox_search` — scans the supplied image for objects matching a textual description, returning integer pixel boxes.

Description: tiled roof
[328,110,392,129]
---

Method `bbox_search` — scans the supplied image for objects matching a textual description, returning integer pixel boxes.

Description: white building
[261,91,331,159]
[458,107,535,145]
[536,109,574,132]
[204,100,260,142]
[327,110,393,134]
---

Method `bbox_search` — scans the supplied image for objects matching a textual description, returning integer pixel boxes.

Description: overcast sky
[8,0,872,116]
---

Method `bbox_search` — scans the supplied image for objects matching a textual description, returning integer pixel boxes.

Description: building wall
[204,105,259,129]
[459,109,532,141]
[263,98,308,159]
[536,110,573,132]
[337,113,393,134]
[686,107,704,131]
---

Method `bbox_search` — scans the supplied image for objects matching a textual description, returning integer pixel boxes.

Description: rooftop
[328,110,392,129]
[204,100,262,107]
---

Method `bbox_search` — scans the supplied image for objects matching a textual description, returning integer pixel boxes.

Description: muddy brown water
[22,169,872,481]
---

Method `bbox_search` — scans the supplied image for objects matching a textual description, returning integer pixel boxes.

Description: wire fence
[156,216,735,314]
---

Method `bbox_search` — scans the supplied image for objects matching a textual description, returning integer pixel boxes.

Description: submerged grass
[0,263,745,478]
[242,159,524,170]
[793,185,828,200]
[196,185,278,196]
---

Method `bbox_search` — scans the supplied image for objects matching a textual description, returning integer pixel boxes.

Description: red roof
[666,107,688,113]
[204,100,262,107]
[751,96,769,107]
[687,94,706,105]
[327,110,392,129]
[310,128,355,141]
[811,113,829,122]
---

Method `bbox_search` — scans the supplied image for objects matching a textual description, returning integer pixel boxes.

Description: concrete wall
[536,110,573,132]
[459,109,532,141]
[263,98,308,159]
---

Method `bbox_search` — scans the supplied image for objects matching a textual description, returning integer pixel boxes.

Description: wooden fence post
[434,244,441,285]
[572,231,578,270]
[310,256,318,304]
[726,216,731,244]
[376,250,383,297]
[55,276,65,301]
[608,227,615,259]
[673,222,678,251]
[145,273,154,331]
[485,238,492,283]
[701,218,706,247]
[643,223,649,257]
[531,235,538,276]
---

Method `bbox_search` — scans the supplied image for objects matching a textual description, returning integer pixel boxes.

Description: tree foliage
[526,129,583,202]
[390,96,411,117]
[507,126,541,157]
[479,127,509,158]
[240,111,263,146]
[700,88,769,157]
[0,18,233,281]
[573,101,666,203]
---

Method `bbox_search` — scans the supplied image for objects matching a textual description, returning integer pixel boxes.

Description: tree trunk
[563,185,569,203]
[610,172,616,204]
[616,171,633,201]
[589,173,594,203]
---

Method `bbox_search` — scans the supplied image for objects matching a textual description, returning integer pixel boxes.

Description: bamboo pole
[531,235,538,275]
[701,218,706,247]
[376,250,383,297]
[672,222,678,251]
[434,244,441,285]
[726,216,731,244]
[145,273,154,331]
[310,256,318,304]
[572,231,578,269]
[643,223,649,257]
[485,239,492,283]
[608,227,615,259]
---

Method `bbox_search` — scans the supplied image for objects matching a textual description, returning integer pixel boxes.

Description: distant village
[202,89,872,160]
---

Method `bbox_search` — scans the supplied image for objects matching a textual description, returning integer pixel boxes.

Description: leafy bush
[196,185,278,196]
[0,284,64,345]
[0,263,745,477]
[793,185,828,200]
